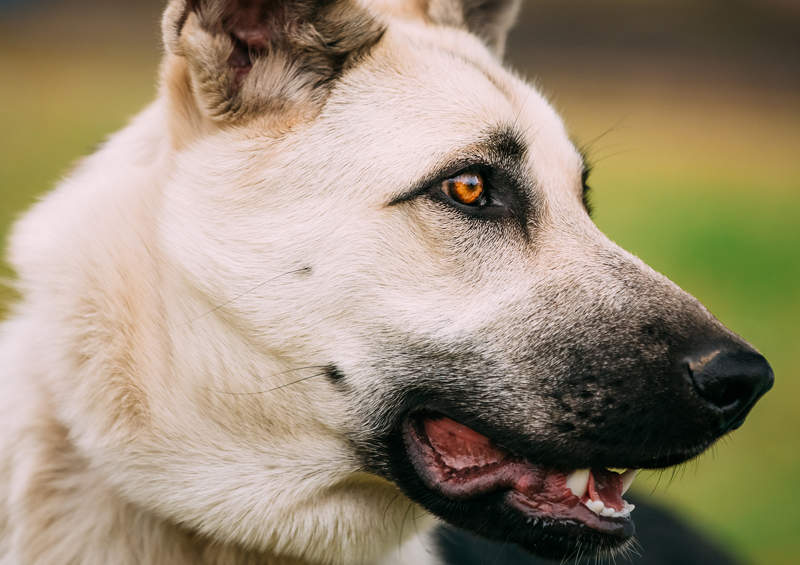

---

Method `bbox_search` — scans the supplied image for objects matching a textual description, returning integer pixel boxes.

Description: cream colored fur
[0,1,646,564]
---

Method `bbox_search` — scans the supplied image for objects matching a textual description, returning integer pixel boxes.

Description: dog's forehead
[316,22,583,206]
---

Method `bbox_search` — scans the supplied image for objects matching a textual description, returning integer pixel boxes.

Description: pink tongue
[420,417,626,513]
[424,417,506,469]
[588,469,624,511]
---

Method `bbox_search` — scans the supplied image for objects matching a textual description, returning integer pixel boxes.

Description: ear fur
[427,0,521,56]
[162,0,384,123]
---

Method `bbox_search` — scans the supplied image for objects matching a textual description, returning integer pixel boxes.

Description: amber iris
[443,173,484,206]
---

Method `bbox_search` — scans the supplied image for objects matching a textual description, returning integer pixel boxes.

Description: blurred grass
[1,21,799,565]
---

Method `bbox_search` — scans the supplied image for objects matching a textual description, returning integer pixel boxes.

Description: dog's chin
[394,412,653,559]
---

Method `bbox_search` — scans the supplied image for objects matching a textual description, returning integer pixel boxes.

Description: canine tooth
[565,469,590,498]
[621,469,638,495]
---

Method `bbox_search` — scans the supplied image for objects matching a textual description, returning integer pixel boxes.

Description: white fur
[0,2,665,564]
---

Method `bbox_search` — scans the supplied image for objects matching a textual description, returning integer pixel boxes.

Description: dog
[0,1,773,564]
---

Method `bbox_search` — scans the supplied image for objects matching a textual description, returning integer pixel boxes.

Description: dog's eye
[442,173,486,207]
[407,167,521,222]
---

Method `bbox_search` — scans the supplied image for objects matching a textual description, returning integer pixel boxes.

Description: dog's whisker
[185,267,311,325]
[613,536,642,565]
[580,117,628,154]
[560,537,581,565]
[510,86,536,138]
[410,505,424,545]
[398,500,414,553]
[4,0,773,560]
[586,147,638,166]
[632,536,644,558]
[201,369,329,396]
[382,492,402,528]
[650,468,665,495]
[490,533,513,565]
[667,465,680,489]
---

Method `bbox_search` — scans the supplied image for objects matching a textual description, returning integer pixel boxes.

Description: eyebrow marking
[385,127,537,240]
[386,127,528,206]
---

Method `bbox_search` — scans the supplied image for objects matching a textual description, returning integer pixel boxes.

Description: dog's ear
[161,0,384,123]
[428,0,521,56]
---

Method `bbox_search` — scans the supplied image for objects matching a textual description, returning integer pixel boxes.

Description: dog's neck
[0,101,297,564]
[4,388,310,564]
[2,99,431,564]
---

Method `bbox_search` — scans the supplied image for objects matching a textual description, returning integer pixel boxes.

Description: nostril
[685,348,774,432]
[714,379,753,411]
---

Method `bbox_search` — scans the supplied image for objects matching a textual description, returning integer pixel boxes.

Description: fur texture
[0,1,770,564]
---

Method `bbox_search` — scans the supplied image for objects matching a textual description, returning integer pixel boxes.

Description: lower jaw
[507,490,634,539]
[503,508,634,560]
[429,491,635,561]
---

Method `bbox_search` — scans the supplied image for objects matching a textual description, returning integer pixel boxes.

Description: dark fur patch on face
[325,364,346,384]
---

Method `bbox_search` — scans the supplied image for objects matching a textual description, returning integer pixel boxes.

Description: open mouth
[403,412,639,548]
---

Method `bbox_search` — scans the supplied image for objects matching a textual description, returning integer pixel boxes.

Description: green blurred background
[0,1,798,563]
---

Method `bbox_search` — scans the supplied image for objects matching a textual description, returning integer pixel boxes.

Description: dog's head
[12,0,772,562]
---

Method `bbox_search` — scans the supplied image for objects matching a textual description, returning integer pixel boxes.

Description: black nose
[686,348,774,432]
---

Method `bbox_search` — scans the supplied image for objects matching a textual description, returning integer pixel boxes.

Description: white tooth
[584,499,605,515]
[590,500,637,519]
[566,469,590,498]
[621,470,639,495]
